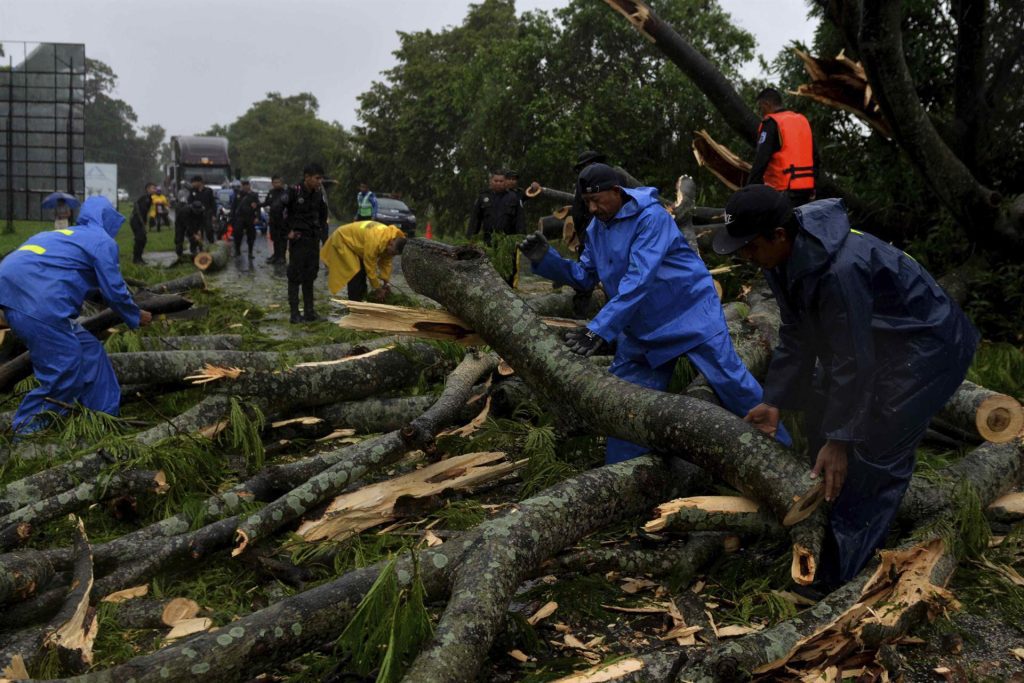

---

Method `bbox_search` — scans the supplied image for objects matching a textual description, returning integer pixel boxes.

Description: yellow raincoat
[320,221,407,295]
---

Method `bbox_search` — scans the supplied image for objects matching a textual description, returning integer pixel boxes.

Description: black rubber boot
[288,282,302,324]
[302,282,319,322]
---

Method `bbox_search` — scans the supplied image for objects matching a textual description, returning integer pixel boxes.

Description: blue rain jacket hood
[0,196,140,327]
[761,198,979,443]
[534,186,724,367]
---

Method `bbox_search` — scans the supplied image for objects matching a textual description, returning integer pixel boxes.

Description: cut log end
[791,543,817,586]
[231,530,250,557]
[782,483,825,527]
[978,395,1024,442]
[161,597,201,626]
[193,252,213,271]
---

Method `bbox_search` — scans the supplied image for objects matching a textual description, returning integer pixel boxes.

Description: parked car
[247,176,273,203]
[116,188,129,202]
[374,197,416,237]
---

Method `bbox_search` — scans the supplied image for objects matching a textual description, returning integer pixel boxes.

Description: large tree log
[935,379,1024,443]
[131,334,242,351]
[525,183,574,204]
[135,272,206,296]
[314,395,437,433]
[400,240,822,526]
[192,242,230,272]
[549,532,725,581]
[0,451,120,517]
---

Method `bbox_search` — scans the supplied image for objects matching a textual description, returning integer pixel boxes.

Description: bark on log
[644,496,783,536]
[936,379,1024,443]
[314,395,437,433]
[232,351,499,553]
[107,597,200,630]
[399,240,822,526]
[0,451,119,517]
[193,242,230,272]
[403,457,704,682]
[986,492,1024,524]
[550,532,725,581]
[524,183,575,204]
[524,290,606,319]
[0,470,166,550]
[136,272,206,296]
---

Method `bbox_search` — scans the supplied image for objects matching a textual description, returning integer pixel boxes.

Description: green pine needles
[336,552,433,682]
[227,396,266,471]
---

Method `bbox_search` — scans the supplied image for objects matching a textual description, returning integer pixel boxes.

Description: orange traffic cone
[425,222,433,239]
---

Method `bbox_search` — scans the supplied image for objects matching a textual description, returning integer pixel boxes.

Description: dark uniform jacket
[467,189,523,237]
[761,199,978,445]
[183,186,216,228]
[130,193,152,229]
[232,191,261,227]
[285,183,328,242]
[263,187,288,225]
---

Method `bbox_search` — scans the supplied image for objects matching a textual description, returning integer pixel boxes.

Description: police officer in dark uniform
[263,175,289,264]
[283,163,329,323]
[175,175,215,260]
[129,182,156,264]
[231,179,261,261]
[467,171,522,246]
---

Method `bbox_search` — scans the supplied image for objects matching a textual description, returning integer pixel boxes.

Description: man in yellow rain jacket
[320,220,407,302]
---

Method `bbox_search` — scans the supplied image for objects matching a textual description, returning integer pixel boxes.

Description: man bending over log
[321,220,407,302]
[519,163,790,464]
[0,196,153,433]
[714,185,978,590]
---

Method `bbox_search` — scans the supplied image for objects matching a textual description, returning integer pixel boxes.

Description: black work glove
[564,327,610,357]
[518,231,549,264]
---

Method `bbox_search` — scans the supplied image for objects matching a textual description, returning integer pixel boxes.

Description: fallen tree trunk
[0,450,120,517]
[400,240,822,526]
[525,183,575,204]
[549,531,726,581]
[136,272,206,296]
[193,242,230,272]
[314,395,437,433]
[133,334,242,351]
[936,379,1024,443]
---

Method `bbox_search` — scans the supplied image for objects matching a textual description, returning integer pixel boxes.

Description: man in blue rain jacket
[0,196,153,433]
[714,185,978,589]
[520,163,789,464]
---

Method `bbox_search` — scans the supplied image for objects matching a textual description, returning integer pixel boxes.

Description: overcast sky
[0,0,815,136]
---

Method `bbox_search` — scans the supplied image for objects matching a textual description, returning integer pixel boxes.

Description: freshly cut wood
[692,129,750,191]
[193,241,230,272]
[297,451,520,542]
[163,617,214,642]
[335,300,580,344]
[400,240,822,526]
[937,380,1024,443]
[987,492,1024,523]
[525,182,574,204]
[101,584,149,603]
[792,48,893,138]
[108,597,199,630]
[645,496,773,534]
[137,272,206,296]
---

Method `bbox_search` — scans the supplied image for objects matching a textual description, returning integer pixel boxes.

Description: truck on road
[164,135,232,205]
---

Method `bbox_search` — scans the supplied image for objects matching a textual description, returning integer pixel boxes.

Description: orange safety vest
[759,111,815,191]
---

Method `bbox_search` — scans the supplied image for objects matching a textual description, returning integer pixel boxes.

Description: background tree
[84,58,164,196]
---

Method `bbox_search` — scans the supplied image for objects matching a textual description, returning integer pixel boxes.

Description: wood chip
[563,633,588,649]
[509,649,529,663]
[2,654,30,679]
[183,363,243,384]
[163,617,214,643]
[161,598,201,626]
[600,603,667,615]
[549,658,644,683]
[660,625,701,641]
[527,601,558,626]
[438,397,491,438]
[1012,647,1024,661]
[620,577,658,594]
[422,530,444,547]
[101,584,149,603]
[270,416,324,429]
[716,624,764,638]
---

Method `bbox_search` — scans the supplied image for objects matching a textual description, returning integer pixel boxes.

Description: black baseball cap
[578,163,621,195]
[573,150,607,172]
[713,184,793,255]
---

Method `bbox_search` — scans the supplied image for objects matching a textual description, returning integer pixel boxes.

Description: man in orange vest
[748,88,816,206]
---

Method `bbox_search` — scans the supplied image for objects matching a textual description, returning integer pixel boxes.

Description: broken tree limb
[550,531,726,581]
[0,450,120,517]
[602,0,760,143]
[936,379,1024,443]
[297,451,521,542]
[0,470,167,550]
[107,597,200,630]
[232,351,499,554]
[314,395,437,433]
[403,456,704,683]
[400,240,823,526]
[136,272,206,296]
[792,48,893,138]
[692,129,750,191]
[193,241,230,272]
[525,183,575,204]
[644,496,782,536]
[0,516,95,677]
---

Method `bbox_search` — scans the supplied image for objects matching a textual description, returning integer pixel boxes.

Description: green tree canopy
[84,58,164,196]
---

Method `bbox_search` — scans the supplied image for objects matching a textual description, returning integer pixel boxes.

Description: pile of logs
[0,243,1020,682]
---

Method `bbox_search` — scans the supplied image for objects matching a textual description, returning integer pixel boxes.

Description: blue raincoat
[533,186,789,463]
[762,198,979,585]
[0,196,141,432]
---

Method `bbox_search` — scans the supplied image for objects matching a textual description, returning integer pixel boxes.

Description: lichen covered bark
[400,240,821,525]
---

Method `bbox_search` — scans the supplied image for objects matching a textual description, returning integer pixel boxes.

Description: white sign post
[84,163,118,205]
